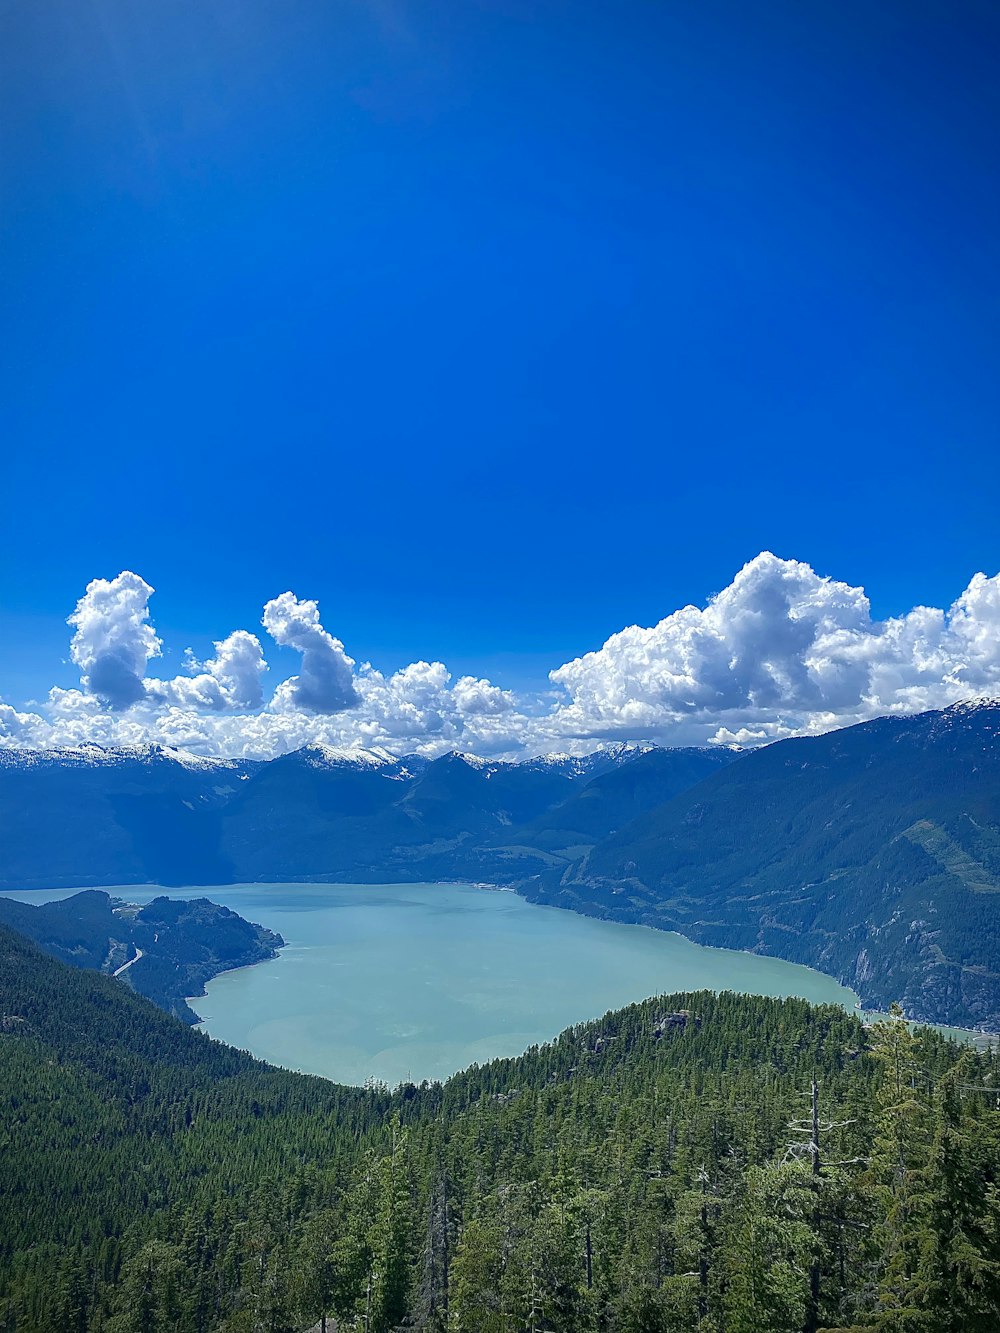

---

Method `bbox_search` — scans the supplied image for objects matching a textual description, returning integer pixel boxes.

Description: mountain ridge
[526,699,1000,1029]
[0,739,737,889]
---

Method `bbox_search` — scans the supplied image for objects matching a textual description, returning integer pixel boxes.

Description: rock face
[524,700,1000,1031]
[0,890,283,1022]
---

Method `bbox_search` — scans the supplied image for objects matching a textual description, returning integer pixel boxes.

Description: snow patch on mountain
[0,742,250,772]
[292,743,403,771]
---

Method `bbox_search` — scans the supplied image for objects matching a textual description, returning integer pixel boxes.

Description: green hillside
[0,890,283,1022]
[3,921,1000,1332]
[534,701,1000,1030]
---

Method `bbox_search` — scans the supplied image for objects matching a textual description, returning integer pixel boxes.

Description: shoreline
[183,943,286,1019]
[3,878,996,1044]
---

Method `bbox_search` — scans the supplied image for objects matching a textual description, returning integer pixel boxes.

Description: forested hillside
[0,890,283,1021]
[0,741,735,890]
[533,700,1000,1031]
[3,922,1000,1332]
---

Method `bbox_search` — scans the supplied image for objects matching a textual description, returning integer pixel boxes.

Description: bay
[3,881,861,1085]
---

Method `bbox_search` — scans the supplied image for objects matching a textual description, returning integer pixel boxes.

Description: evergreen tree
[106,1242,184,1333]
[865,1007,935,1330]
[369,1122,413,1332]
[919,1058,1000,1332]
[721,1162,815,1333]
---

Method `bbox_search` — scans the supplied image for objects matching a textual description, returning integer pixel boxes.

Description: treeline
[2,925,1000,1331]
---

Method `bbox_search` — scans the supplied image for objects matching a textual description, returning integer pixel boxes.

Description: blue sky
[1,1,998,756]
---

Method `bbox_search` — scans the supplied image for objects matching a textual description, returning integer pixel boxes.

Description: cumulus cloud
[547,552,1000,746]
[3,555,1000,759]
[147,631,267,712]
[351,661,522,752]
[262,592,360,713]
[0,701,54,748]
[68,572,162,708]
[3,661,524,761]
[63,571,269,715]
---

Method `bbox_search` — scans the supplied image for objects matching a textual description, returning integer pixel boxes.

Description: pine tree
[369,1121,413,1332]
[864,1006,935,1330]
[289,1211,338,1333]
[918,1058,1000,1332]
[447,1216,508,1333]
[51,1248,90,1333]
[413,1174,454,1331]
[105,1241,184,1333]
[721,1162,815,1333]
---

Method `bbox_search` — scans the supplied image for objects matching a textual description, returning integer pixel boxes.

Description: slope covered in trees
[0,742,735,890]
[0,889,283,1021]
[3,921,1000,1332]
[532,700,1000,1030]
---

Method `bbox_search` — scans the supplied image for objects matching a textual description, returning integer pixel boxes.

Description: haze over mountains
[0,739,736,889]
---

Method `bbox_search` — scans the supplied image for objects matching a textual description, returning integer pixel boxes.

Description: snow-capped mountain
[0,735,733,891]
[0,741,258,774]
[290,743,404,771]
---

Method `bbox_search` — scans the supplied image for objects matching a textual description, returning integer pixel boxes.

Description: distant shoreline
[2,879,995,1044]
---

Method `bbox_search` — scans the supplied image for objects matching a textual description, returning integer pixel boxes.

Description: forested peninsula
[0,891,282,1022]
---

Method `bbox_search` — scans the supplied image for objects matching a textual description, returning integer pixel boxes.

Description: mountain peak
[941,695,1000,718]
[291,743,401,771]
[0,741,246,771]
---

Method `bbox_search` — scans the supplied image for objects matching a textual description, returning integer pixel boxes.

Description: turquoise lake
[5,881,862,1086]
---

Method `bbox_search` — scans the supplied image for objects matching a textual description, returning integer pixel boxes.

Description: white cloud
[0,701,54,748]
[262,592,359,713]
[147,631,267,712]
[68,572,162,708]
[547,552,1000,746]
[63,572,269,715]
[8,662,525,761]
[3,555,999,759]
[350,661,524,754]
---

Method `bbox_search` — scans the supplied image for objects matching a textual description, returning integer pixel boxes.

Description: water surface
[5,881,861,1085]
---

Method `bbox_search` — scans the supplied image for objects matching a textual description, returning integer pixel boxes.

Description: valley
[1,880,860,1084]
[3,699,1000,1030]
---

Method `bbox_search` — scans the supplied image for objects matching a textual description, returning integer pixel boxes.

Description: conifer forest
[3,925,999,1333]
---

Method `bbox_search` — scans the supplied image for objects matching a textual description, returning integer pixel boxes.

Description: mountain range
[528,699,1000,1028]
[0,738,736,888]
[2,699,1000,1028]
